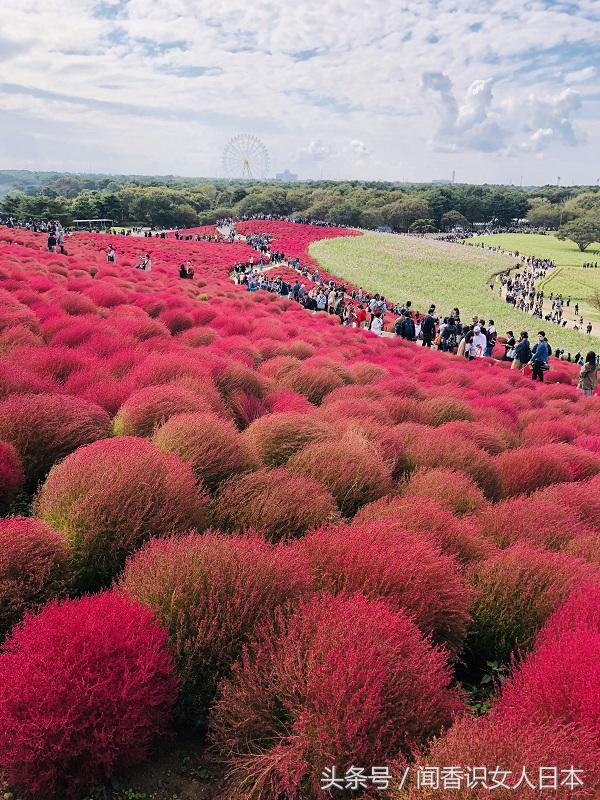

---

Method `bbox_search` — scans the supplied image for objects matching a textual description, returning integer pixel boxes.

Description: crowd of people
[1,215,598,396]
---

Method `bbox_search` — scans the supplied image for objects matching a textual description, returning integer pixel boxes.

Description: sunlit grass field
[474,233,600,328]
[310,231,600,353]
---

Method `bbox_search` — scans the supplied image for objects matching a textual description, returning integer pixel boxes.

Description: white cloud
[349,139,370,158]
[0,0,599,182]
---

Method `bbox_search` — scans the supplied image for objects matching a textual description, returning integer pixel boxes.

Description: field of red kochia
[0,221,599,799]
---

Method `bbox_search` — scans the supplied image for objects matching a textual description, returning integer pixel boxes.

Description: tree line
[1,171,598,237]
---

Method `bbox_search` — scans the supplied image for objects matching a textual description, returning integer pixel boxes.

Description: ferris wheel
[222,134,270,181]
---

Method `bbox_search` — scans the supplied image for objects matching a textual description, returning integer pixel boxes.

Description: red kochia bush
[113,384,220,437]
[211,593,463,800]
[277,361,346,404]
[243,412,333,467]
[405,430,502,500]
[0,441,24,513]
[0,592,178,800]
[401,467,487,515]
[122,532,312,721]
[476,494,596,550]
[467,544,598,664]
[287,432,393,517]
[293,521,473,654]
[154,412,257,492]
[495,627,600,745]
[413,715,600,800]
[354,495,493,564]
[494,445,573,497]
[0,517,71,638]
[36,437,209,591]
[213,467,340,541]
[0,393,111,487]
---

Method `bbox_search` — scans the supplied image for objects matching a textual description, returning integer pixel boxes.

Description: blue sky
[0,0,599,184]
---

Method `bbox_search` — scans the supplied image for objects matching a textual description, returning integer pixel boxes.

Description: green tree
[409,218,437,233]
[526,200,563,229]
[441,210,469,230]
[557,212,600,251]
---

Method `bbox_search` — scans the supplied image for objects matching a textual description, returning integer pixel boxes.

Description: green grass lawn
[310,231,600,353]
[474,233,600,328]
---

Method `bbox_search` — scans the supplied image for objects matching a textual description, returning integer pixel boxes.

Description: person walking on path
[578,351,598,396]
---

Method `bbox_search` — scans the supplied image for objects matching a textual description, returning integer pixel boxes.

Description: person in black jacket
[421,306,437,348]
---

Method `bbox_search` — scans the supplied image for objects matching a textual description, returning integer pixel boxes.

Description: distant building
[275,169,298,182]
[431,179,452,185]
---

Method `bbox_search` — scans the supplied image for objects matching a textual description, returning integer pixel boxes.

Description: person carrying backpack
[395,311,416,341]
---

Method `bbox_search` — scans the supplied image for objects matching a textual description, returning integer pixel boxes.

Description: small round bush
[411,715,600,800]
[211,592,463,800]
[521,419,579,446]
[476,495,595,550]
[0,517,71,639]
[0,592,178,800]
[494,445,573,497]
[401,467,487,515]
[421,395,474,426]
[113,384,219,437]
[496,627,600,746]
[278,361,346,404]
[467,544,598,664]
[122,531,312,723]
[0,393,111,487]
[0,441,24,513]
[405,430,502,500]
[439,419,513,454]
[213,467,340,541]
[354,494,493,564]
[287,433,393,517]
[36,436,209,591]
[154,412,257,492]
[243,412,333,467]
[294,521,473,653]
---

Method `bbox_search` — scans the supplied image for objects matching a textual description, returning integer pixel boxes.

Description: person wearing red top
[354,304,367,329]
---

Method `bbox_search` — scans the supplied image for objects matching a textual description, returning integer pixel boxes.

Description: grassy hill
[310,231,600,353]
[474,233,600,329]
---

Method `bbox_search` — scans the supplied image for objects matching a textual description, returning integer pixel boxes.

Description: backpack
[394,318,404,336]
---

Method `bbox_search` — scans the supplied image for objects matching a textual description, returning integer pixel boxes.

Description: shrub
[211,593,463,800]
[213,467,340,541]
[113,384,219,437]
[494,445,573,497]
[421,396,474,426]
[154,412,257,492]
[536,583,600,647]
[438,419,513,454]
[122,531,312,722]
[476,495,595,550]
[293,521,473,653]
[467,544,597,664]
[243,412,333,467]
[409,715,600,800]
[287,433,393,517]
[0,517,71,639]
[278,362,346,404]
[496,627,600,745]
[36,436,209,591]
[401,467,487,515]
[0,393,111,488]
[354,495,493,564]
[405,429,501,499]
[0,592,178,800]
[0,441,24,513]
[521,419,579,445]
